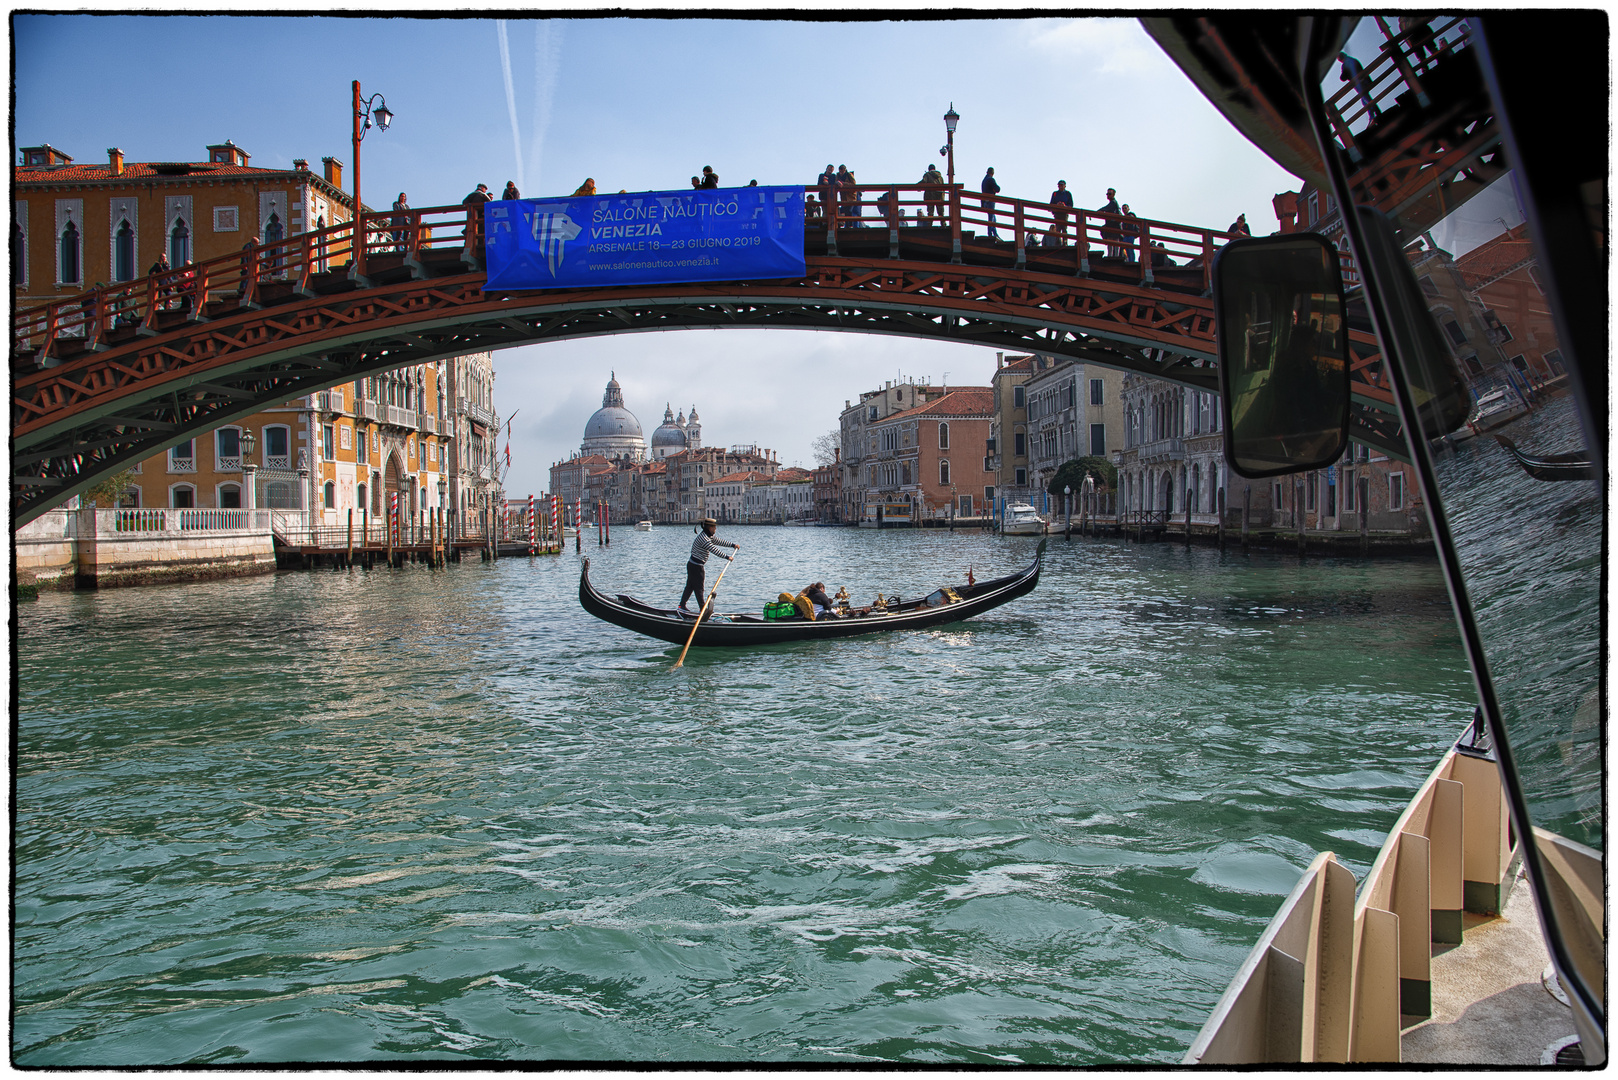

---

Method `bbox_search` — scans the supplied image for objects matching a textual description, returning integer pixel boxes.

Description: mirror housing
[1214,234,1351,478]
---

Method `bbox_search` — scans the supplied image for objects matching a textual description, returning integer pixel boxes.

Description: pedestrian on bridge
[681,517,739,612]
[463,184,492,248]
[392,192,410,251]
[1099,187,1121,256]
[148,252,171,309]
[1227,213,1251,238]
[502,180,521,200]
[819,164,836,208]
[921,164,945,224]
[700,166,719,189]
[1338,52,1381,121]
[836,165,858,227]
[574,178,597,197]
[1122,205,1140,262]
[1049,180,1074,244]
[981,167,1002,239]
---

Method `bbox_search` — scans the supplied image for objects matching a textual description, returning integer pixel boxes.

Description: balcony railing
[214,455,241,472]
[462,400,496,426]
[1136,437,1186,461]
[169,457,196,473]
[358,399,379,421]
[316,390,346,414]
[418,414,437,436]
[384,405,416,429]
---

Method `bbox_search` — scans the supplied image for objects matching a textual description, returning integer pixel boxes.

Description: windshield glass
[1315,15,1603,851]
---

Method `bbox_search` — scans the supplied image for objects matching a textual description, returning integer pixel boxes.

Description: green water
[15,531,1473,1065]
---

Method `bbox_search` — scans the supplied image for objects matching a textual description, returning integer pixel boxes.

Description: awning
[470,421,487,438]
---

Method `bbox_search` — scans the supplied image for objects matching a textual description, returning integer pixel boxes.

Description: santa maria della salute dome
[577,374,702,463]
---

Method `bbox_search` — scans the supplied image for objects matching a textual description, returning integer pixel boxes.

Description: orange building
[864,388,994,523]
[14,142,486,525]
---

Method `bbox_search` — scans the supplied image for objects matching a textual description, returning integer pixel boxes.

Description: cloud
[1024,18,1171,75]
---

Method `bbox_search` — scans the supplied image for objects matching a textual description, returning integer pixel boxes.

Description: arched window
[218,483,242,509]
[59,218,80,284]
[114,220,135,282]
[357,482,367,511]
[939,459,951,485]
[170,483,195,509]
[938,422,950,450]
[264,425,291,468]
[264,210,283,272]
[169,217,190,266]
[324,481,336,509]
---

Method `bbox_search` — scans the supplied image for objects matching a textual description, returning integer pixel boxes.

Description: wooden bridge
[12,18,1482,525]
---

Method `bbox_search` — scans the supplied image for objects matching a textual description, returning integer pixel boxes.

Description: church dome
[580,372,646,460]
[651,403,688,449]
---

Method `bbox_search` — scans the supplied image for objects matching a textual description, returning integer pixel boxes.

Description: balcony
[214,455,241,472]
[418,414,437,436]
[316,390,346,415]
[168,457,196,474]
[358,399,378,421]
[1137,436,1186,462]
[384,405,417,429]
[462,400,496,426]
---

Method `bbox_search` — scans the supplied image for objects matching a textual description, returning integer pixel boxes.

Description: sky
[14,12,1305,499]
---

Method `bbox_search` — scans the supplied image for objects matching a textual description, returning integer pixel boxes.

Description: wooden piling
[1297,476,1306,556]
[1360,474,1370,556]
[346,508,354,567]
[1217,488,1226,550]
[1241,485,1250,551]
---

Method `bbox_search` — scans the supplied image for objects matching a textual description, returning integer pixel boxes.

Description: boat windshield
[1315,16,1602,852]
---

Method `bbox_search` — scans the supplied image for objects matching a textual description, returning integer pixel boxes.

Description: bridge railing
[15,187,1250,361]
[1323,16,1470,156]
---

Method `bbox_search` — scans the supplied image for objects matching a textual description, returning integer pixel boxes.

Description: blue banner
[483,186,805,291]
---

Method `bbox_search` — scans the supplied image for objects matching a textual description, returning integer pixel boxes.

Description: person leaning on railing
[921,163,945,223]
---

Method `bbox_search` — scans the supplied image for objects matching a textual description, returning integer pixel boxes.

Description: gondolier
[681,517,740,611]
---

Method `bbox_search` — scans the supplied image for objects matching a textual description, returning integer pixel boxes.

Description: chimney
[293,158,309,172]
[107,148,123,176]
[996,351,1004,369]
[322,156,344,189]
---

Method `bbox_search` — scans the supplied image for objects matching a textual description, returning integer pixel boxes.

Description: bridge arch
[12,195,1403,525]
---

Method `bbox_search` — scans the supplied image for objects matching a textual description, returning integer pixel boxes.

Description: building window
[59,218,81,284]
[170,439,195,472]
[214,206,239,232]
[1090,378,1104,406]
[984,485,996,503]
[114,219,135,282]
[1013,385,1026,408]
[215,427,241,467]
[357,482,367,510]
[1441,317,1468,348]
[170,484,196,508]
[218,483,242,509]
[264,425,291,468]
[1389,472,1406,511]
[324,481,336,509]
[356,428,369,464]
[1090,424,1105,457]
[169,217,191,266]
[938,422,949,450]
[1015,468,1027,486]
[1543,349,1565,375]
[1343,468,1356,512]
[869,406,878,421]
[939,459,951,485]
[322,424,335,461]
[1014,432,1026,457]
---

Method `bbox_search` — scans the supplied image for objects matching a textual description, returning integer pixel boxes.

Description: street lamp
[1065,483,1072,539]
[351,80,393,221]
[941,103,960,189]
[240,428,258,511]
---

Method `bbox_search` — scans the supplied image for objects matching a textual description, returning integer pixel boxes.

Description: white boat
[634,520,653,531]
[1001,502,1046,536]
[562,526,578,538]
[1466,388,1530,435]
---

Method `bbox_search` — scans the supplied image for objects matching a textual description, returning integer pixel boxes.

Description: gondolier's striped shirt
[689,532,736,566]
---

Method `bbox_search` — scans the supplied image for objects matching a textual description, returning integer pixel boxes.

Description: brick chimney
[293,158,309,172]
[107,148,123,176]
[322,156,343,188]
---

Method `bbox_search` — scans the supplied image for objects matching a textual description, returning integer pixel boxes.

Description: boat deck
[1401,866,1579,1065]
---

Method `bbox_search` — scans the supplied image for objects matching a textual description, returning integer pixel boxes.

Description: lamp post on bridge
[941,103,960,190]
[350,79,394,236]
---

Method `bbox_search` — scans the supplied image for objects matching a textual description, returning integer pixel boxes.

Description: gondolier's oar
[672,551,738,670]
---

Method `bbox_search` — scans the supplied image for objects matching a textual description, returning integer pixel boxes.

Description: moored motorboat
[580,540,1045,647]
[635,520,653,531]
[1001,502,1046,536]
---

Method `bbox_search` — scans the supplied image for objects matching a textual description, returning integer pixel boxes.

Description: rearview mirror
[1214,234,1350,478]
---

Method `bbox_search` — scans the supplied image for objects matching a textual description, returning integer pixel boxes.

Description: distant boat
[635,520,653,531]
[562,526,578,538]
[1001,502,1046,536]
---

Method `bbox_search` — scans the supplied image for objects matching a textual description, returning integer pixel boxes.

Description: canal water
[15,529,1474,1065]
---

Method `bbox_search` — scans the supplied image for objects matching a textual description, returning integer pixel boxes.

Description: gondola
[579,540,1045,647]
[1493,434,1595,482]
